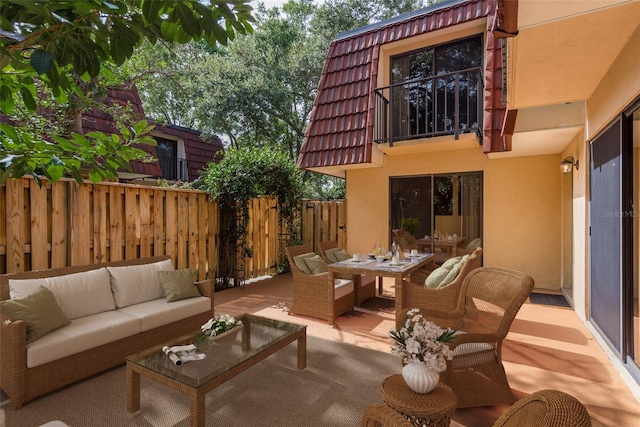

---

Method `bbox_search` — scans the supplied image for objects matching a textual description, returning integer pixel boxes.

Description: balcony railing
[374,68,483,146]
[157,155,188,181]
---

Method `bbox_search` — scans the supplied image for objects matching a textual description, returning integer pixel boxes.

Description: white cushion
[334,279,354,300]
[452,342,495,369]
[9,268,115,320]
[26,310,140,368]
[117,296,210,332]
[8,278,47,300]
[107,259,174,308]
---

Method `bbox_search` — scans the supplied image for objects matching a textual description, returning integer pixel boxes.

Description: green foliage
[401,217,420,235]
[0,0,255,184]
[197,147,303,284]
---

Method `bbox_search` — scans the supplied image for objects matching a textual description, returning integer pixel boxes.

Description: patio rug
[1,336,399,427]
[529,293,570,307]
[355,295,396,314]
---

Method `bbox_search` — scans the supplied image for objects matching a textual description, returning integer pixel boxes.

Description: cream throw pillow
[158,268,201,302]
[0,285,70,343]
[107,258,175,308]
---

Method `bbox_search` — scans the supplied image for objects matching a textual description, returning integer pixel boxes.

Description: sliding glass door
[389,172,482,254]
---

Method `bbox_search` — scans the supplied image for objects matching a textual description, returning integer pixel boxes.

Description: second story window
[375,35,483,144]
[155,136,187,181]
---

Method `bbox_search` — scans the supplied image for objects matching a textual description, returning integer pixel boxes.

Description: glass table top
[127,314,306,387]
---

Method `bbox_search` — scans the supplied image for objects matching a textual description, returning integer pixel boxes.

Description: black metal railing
[157,155,188,181]
[374,67,483,145]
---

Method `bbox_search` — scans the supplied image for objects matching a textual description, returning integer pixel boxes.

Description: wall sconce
[560,156,579,174]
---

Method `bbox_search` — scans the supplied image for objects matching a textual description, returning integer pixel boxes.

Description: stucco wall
[345,148,562,289]
[587,24,640,138]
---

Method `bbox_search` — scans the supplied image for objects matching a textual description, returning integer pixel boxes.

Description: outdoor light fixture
[560,156,579,174]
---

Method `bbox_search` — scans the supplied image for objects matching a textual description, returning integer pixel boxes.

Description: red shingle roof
[299,0,506,170]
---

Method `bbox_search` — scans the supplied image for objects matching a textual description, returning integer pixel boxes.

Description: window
[154,136,187,181]
[385,35,483,142]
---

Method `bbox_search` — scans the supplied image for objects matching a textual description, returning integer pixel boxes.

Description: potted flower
[200,314,243,343]
[389,308,456,393]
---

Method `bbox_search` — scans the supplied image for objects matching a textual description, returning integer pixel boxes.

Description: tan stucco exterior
[345,148,564,290]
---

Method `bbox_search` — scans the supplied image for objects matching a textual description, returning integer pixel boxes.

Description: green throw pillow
[439,255,469,288]
[333,249,351,261]
[424,266,451,288]
[0,285,70,343]
[324,247,340,263]
[293,252,317,274]
[304,255,329,274]
[441,256,463,269]
[158,268,201,302]
[466,238,482,251]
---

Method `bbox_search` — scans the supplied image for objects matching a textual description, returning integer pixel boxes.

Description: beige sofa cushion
[26,310,140,368]
[117,296,211,332]
[10,268,115,320]
[107,258,174,308]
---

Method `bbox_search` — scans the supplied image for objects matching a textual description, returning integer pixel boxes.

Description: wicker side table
[381,375,457,427]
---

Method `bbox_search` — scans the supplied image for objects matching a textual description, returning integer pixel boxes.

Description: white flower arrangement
[389,308,456,372]
[200,314,242,338]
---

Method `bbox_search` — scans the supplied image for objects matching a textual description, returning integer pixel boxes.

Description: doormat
[529,293,570,307]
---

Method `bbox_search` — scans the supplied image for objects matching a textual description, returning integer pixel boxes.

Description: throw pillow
[439,255,469,288]
[324,247,340,263]
[292,252,317,275]
[424,266,451,288]
[333,249,351,261]
[0,285,70,343]
[303,255,328,274]
[466,238,482,251]
[441,256,463,270]
[158,268,201,302]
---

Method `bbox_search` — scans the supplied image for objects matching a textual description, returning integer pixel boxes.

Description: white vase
[402,362,439,394]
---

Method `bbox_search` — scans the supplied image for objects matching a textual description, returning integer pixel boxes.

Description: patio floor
[215,273,640,427]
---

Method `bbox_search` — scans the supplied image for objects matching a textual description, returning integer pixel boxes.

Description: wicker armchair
[361,389,591,427]
[401,247,482,312]
[285,244,355,325]
[317,241,376,305]
[397,267,534,408]
[392,229,419,250]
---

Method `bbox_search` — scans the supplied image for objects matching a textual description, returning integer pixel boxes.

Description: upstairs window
[384,35,483,142]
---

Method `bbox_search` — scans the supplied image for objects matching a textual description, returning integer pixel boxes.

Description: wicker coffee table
[381,375,457,427]
[126,314,306,427]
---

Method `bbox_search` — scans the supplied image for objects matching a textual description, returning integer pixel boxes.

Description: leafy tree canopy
[0,0,255,184]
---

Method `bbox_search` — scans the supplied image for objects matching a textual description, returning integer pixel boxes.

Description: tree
[0,0,255,184]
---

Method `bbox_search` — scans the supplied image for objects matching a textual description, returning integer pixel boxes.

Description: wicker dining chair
[317,240,376,305]
[401,247,482,312]
[285,244,355,325]
[360,389,591,427]
[397,267,534,408]
[392,229,419,250]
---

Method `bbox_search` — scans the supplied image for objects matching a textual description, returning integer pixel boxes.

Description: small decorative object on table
[389,308,456,394]
[200,314,243,344]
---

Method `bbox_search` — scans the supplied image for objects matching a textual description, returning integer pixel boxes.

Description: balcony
[157,155,188,181]
[374,68,483,147]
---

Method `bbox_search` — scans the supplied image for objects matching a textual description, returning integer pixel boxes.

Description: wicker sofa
[0,255,214,409]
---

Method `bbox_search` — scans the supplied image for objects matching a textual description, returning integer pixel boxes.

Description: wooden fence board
[124,187,138,260]
[177,192,188,269]
[197,193,208,281]
[6,179,24,273]
[92,185,108,264]
[109,186,124,261]
[50,182,67,267]
[165,191,178,265]
[70,184,91,266]
[139,188,152,258]
[29,180,48,270]
[188,193,198,274]
[153,189,165,256]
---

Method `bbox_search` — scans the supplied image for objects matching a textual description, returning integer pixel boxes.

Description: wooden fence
[0,178,345,281]
[300,199,346,253]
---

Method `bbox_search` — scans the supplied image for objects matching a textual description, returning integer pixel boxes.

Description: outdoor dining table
[417,236,466,256]
[327,252,434,325]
